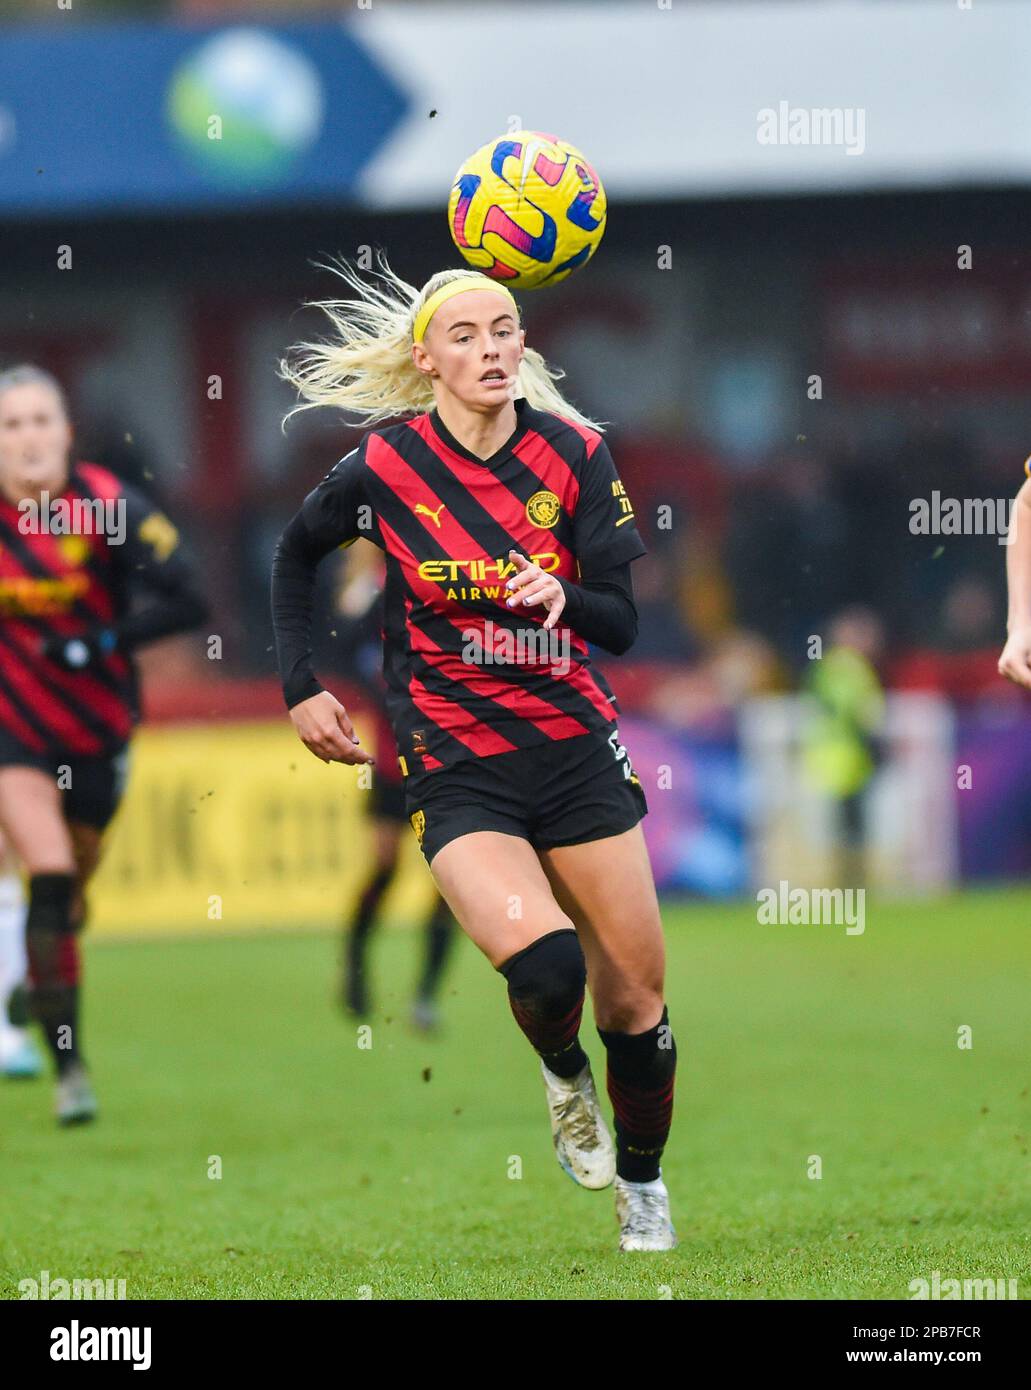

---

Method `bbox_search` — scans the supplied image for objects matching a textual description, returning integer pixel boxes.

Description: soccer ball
[447,131,607,291]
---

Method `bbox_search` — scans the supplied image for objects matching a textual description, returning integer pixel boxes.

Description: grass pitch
[1,888,1028,1300]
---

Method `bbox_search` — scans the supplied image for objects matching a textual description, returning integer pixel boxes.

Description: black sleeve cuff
[555,567,638,655]
[284,675,326,711]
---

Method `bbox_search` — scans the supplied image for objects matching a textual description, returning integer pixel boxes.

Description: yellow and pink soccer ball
[447,131,607,291]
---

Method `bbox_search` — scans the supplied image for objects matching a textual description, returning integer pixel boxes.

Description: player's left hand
[42,629,117,672]
[998,623,1031,690]
[504,550,566,631]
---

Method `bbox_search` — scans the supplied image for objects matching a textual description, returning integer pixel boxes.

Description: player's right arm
[271,447,376,765]
[998,475,1031,690]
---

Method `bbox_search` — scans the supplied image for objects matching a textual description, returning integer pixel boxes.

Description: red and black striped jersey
[0,461,203,756]
[297,398,647,773]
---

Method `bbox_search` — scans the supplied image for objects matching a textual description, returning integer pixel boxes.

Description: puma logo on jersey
[414,502,447,528]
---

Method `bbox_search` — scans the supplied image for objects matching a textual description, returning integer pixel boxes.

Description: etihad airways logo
[417,554,560,583]
[0,573,90,616]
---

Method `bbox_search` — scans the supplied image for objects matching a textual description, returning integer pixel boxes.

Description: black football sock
[25,872,81,1077]
[7,982,30,1027]
[415,895,454,1003]
[597,1005,677,1183]
[343,865,393,1011]
[498,929,589,1080]
[348,864,393,942]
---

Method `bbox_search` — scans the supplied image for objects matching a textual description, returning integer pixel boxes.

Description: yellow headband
[412,277,519,345]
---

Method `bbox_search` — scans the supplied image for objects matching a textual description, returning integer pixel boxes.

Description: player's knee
[594,985,665,1036]
[374,850,401,879]
[20,850,76,880]
[497,928,586,1016]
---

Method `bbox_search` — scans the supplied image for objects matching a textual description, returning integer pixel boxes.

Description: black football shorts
[0,728,130,831]
[402,727,648,865]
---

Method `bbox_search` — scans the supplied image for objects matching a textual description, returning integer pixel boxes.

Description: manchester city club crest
[525,489,560,529]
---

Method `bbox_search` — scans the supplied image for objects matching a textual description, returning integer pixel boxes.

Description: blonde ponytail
[279,249,606,432]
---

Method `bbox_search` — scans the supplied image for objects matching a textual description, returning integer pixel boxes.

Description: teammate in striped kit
[0,365,207,1123]
[333,543,456,1028]
[272,259,677,1250]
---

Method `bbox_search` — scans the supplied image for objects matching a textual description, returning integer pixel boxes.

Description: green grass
[2,887,1029,1299]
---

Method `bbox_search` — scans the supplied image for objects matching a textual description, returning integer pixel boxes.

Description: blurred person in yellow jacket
[802,607,886,886]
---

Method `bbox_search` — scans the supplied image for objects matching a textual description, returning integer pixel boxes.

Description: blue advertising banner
[0,21,410,214]
[955,711,1031,880]
[620,716,750,898]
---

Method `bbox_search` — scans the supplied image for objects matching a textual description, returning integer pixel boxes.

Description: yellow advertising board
[87,721,436,937]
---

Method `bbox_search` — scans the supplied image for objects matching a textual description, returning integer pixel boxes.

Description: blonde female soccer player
[271,257,677,1250]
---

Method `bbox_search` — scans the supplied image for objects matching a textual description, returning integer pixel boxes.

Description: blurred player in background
[334,540,455,1029]
[272,258,678,1252]
[0,365,208,1124]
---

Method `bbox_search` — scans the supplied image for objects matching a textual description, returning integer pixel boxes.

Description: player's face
[414,290,525,409]
[0,382,72,493]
